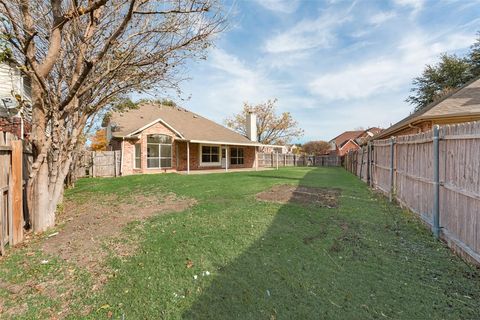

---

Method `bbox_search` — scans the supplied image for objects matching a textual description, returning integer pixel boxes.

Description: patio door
[221,147,227,168]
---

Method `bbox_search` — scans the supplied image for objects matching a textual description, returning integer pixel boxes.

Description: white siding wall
[0,63,31,103]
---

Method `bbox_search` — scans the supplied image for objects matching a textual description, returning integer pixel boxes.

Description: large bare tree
[225,99,304,145]
[302,140,330,155]
[0,0,223,232]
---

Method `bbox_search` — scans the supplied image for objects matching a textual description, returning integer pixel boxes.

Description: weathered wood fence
[75,150,121,178]
[344,121,480,265]
[258,153,341,168]
[0,131,28,255]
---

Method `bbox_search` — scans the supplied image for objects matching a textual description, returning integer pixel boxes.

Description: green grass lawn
[1,167,480,319]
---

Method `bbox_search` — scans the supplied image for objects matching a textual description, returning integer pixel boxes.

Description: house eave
[375,112,480,139]
[177,139,261,147]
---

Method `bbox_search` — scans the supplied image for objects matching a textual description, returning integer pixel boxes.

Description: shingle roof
[109,103,259,145]
[330,130,364,148]
[375,77,480,139]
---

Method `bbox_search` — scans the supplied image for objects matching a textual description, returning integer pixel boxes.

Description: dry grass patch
[256,184,340,208]
[42,193,195,274]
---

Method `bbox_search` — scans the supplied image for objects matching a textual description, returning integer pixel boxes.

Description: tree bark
[32,161,54,231]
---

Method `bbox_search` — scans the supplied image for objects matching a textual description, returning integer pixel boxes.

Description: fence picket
[344,121,480,265]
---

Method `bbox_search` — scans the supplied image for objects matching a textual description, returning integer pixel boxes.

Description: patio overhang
[176,139,261,147]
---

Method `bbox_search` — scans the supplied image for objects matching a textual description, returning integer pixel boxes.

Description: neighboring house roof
[109,103,259,146]
[329,130,364,148]
[364,127,383,136]
[375,77,480,139]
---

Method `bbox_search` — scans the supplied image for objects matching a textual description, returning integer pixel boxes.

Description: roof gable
[109,103,258,145]
[330,130,364,147]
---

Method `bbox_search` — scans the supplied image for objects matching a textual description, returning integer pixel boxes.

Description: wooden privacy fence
[257,153,341,168]
[344,121,480,265]
[75,150,121,178]
[0,131,26,255]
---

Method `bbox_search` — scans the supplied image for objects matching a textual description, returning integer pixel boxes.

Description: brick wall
[392,121,433,137]
[176,142,255,171]
[0,117,31,139]
[338,140,360,156]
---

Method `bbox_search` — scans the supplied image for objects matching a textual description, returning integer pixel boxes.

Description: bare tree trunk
[31,157,71,232]
[32,161,54,232]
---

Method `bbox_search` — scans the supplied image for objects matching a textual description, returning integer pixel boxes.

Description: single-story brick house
[375,77,480,139]
[106,103,261,175]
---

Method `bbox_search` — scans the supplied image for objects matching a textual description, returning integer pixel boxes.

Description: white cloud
[394,0,424,15]
[369,11,397,25]
[208,48,256,79]
[308,32,476,100]
[183,48,280,121]
[253,0,300,14]
[263,12,350,53]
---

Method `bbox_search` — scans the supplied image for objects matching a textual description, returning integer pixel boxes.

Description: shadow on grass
[182,170,480,319]
[245,174,306,181]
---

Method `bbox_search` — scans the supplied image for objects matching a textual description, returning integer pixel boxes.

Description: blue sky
[172,0,480,142]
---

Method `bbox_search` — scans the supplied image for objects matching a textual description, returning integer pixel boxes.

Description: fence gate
[0,131,24,254]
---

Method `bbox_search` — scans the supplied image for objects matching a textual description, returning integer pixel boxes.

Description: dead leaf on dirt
[186,259,194,268]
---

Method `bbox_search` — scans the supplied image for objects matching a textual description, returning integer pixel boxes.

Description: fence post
[389,137,395,202]
[91,151,95,177]
[432,125,440,238]
[366,143,371,186]
[11,140,23,245]
[359,147,365,179]
[113,150,117,177]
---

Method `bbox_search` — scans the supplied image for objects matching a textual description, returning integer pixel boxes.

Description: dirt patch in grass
[328,220,367,258]
[303,230,327,245]
[41,192,196,285]
[256,184,340,208]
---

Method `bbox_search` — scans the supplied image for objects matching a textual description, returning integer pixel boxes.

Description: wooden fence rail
[257,153,341,168]
[344,121,480,265]
[75,150,121,178]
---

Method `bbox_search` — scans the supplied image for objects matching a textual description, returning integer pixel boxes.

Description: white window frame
[199,144,221,166]
[133,143,141,169]
[147,134,173,169]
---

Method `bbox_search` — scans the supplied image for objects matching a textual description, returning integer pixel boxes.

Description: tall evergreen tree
[469,33,480,77]
[407,54,472,111]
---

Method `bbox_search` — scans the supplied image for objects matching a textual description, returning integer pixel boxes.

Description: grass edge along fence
[344,121,480,266]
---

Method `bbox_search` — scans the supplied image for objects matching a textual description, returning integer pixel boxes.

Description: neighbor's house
[0,61,32,138]
[375,77,480,140]
[329,127,382,156]
[106,103,262,175]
